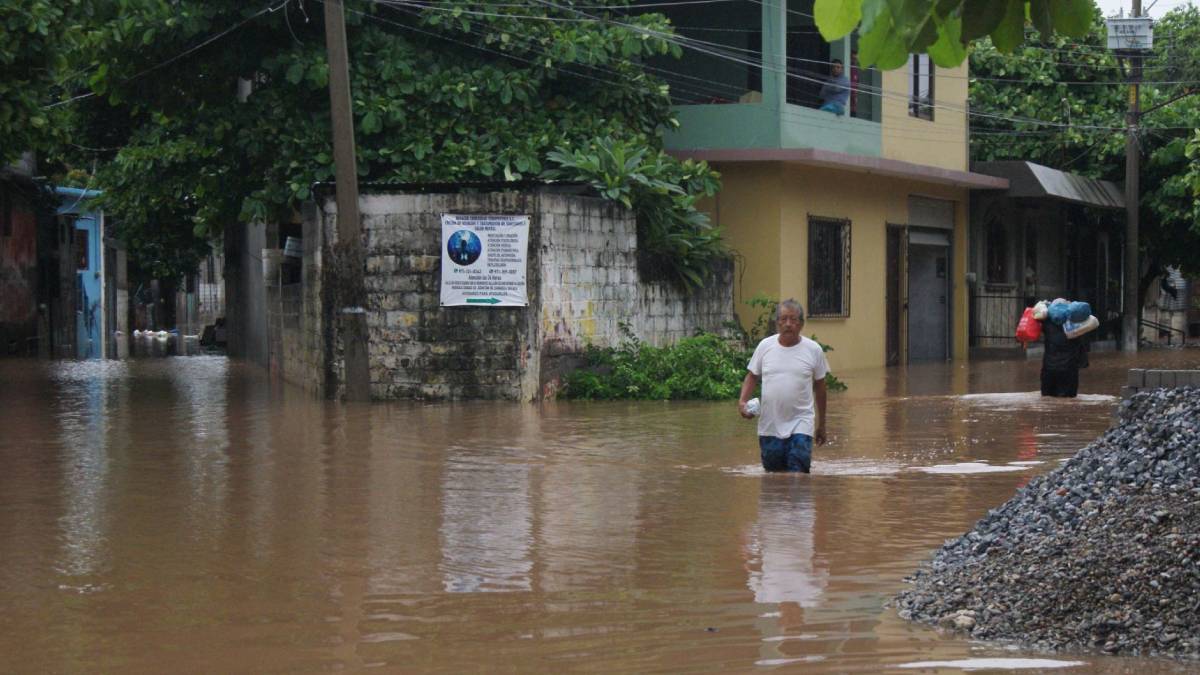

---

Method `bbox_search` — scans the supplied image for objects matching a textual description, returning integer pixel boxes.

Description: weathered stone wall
[287,188,734,401]
[1122,369,1200,400]
[535,192,733,397]
[354,192,538,400]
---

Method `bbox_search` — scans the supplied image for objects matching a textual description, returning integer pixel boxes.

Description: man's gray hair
[776,298,805,322]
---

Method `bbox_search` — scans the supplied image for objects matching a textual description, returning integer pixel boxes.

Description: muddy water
[1,349,1198,673]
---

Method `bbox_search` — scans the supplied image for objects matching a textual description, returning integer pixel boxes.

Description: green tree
[814,0,1095,68]
[969,7,1123,176]
[53,0,722,285]
[0,0,82,164]
[971,6,1200,292]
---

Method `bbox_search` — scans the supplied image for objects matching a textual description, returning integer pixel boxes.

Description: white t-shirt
[747,335,829,438]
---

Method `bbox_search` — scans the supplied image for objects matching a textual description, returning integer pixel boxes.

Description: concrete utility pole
[323,0,371,401]
[1120,1,1143,354]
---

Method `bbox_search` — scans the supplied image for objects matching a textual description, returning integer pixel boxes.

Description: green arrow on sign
[466,297,501,305]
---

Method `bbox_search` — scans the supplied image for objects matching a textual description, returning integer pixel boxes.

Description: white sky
[1095,0,1195,18]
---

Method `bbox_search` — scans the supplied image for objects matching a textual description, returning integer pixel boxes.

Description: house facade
[967,161,1125,356]
[649,0,1005,368]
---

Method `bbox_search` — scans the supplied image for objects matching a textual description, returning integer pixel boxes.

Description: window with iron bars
[808,216,851,318]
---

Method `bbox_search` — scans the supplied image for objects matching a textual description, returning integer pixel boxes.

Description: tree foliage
[969,8,1123,176]
[971,5,1200,281]
[544,137,722,287]
[0,0,81,164]
[814,0,1095,69]
[50,0,724,285]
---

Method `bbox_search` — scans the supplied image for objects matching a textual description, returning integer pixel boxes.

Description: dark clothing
[1040,367,1079,397]
[1040,320,1085,397]
[759,433,813,473]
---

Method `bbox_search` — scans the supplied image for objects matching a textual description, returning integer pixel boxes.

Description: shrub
[563,307,847,401]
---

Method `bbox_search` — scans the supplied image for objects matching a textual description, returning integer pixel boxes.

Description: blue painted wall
[55,187,104,359]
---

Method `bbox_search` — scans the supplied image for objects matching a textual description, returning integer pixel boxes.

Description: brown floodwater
[2,348,1198,673]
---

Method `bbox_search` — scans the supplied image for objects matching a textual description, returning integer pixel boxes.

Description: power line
[374,0,1200,136]
[365,1,1153,142]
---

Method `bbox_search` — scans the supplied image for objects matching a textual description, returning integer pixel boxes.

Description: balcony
[640,0,882,157]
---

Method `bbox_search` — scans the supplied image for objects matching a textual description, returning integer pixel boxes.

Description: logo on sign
[446,229,482,266]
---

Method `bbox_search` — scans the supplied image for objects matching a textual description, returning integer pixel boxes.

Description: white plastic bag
[1064,315,1099,340]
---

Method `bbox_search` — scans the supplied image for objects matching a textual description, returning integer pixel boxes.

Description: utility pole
[323,0,371,401]
[1122,0,1142,354]
[1112,1,1146,353]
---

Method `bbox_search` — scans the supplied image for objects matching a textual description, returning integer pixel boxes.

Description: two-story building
[647,0,1006,367]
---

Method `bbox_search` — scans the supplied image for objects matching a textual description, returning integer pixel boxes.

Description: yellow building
[650,0,1006,368]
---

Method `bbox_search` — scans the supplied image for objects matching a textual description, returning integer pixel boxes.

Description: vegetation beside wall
[564,297,846,401]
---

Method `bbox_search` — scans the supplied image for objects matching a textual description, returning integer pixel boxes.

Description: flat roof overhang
[667,147,1010,190]
[972,160,1124,210]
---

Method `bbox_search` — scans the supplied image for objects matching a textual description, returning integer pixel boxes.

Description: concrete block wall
[292,189,733,401]
[1121,369,1200,400]
[538,193,734,353]
[355,192,538,401]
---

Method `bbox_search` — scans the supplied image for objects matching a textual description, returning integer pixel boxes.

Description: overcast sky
[1095,0,1195,18]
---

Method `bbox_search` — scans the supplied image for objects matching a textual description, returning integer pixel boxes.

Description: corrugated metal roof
[972,161,1124,210]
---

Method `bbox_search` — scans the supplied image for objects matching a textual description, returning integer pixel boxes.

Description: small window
[808,216,851,317]
[909,54,934,120]
[986,219,1007,283]
[76,229,89,270]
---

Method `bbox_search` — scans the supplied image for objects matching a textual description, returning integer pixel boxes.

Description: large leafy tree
[815,0,1095,68]
[969,8,1123,176]
[0,0,83,165]
[55,0,721,283]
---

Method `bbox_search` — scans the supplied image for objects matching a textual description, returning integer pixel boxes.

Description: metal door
[907,239,950,362]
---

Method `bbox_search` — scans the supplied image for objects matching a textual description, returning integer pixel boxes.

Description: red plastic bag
[1015,307,1042,345]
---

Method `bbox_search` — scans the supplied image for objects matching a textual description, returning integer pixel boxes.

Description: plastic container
[1065,315,1099,339]
[745,397,760,417]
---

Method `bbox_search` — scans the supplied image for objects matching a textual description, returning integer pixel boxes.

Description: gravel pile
[896,386,1200,658]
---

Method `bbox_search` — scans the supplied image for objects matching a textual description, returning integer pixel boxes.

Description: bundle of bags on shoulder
[1016,298,1099,345]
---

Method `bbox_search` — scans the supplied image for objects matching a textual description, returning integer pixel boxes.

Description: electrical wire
[398,0,1181,135]
[361,0,1142,143]
[44,0,291,109]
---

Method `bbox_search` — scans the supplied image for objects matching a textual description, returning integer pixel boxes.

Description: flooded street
[2,350,1198,673]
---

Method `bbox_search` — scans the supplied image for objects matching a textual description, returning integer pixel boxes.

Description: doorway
[907,230,951,362]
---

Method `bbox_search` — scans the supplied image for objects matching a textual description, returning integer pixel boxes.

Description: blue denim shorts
[759,433,813,473]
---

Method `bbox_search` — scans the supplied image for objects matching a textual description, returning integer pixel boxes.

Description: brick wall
[285,189,733,401]
[1121,369,1200,399]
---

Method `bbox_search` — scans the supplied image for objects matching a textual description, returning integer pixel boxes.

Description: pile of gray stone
[895,386,1200,658]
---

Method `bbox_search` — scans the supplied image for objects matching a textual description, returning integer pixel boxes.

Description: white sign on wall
[440,214,529,307]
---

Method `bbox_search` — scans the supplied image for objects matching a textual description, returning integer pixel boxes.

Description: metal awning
[972,160,1124,210]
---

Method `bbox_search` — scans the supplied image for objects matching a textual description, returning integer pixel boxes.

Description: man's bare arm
[738,372,759,419]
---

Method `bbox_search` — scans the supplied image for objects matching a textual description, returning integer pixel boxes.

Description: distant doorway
[907,231,951,362]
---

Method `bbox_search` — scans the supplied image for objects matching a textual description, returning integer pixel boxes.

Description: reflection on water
[441,451,533,593]
[746,479,825,608]
[1,349,1198,672]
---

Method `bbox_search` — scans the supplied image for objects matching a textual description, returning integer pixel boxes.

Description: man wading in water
[738,299,829,473]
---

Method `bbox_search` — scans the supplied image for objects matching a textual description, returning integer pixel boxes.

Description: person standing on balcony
[818,59,850,116]
[738,300,830,473]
